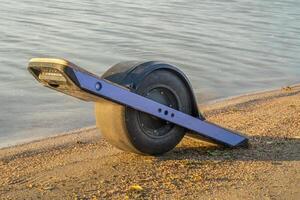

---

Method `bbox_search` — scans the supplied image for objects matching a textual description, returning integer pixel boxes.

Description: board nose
[28,58,99,102]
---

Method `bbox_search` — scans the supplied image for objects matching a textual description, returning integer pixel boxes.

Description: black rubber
[125,69,192,155]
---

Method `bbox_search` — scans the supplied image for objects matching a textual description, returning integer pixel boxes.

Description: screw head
[95,82,102,91]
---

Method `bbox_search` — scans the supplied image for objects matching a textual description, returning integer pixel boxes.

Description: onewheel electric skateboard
[28,58,248,155]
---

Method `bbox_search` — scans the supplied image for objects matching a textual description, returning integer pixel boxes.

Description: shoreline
[1,85,299,199]
[1,84,298,153]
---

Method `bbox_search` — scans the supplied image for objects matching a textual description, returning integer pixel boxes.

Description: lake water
[0,0,300,147]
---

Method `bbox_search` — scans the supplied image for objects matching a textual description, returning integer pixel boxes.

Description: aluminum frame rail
[71,69,248,147]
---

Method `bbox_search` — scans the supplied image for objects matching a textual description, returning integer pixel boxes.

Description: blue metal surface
[73,69,248,147]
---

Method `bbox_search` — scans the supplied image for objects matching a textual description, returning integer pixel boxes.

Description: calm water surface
[1,0,300,147]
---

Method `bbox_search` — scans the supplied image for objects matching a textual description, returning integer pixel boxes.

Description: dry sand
[0,85,299,200]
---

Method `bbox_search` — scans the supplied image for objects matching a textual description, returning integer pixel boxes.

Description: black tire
[125,69,192,155]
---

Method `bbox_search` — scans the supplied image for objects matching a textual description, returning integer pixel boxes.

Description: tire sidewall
[125,69,192,155]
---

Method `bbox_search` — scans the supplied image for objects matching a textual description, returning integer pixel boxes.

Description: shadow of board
[159,136,300,162]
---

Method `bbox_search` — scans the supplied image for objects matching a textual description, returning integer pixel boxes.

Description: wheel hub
[138,87,178,138]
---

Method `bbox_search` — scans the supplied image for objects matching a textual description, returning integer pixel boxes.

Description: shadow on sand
[159,136,300,162]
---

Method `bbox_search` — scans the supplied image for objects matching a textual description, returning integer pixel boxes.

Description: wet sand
[0,85,299,199]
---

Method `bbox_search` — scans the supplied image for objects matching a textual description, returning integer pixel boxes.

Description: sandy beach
[0,85,299,200]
